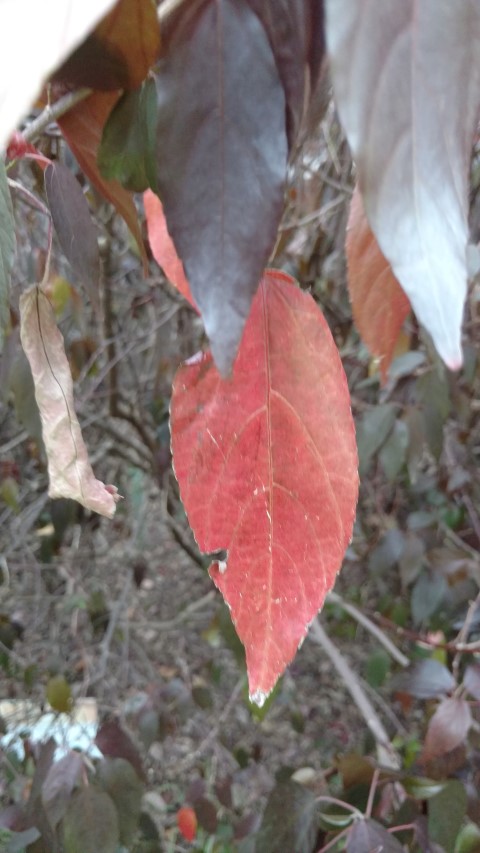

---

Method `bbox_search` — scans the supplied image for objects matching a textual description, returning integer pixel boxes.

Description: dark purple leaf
[154,0,288,375]
[423,697,472,762]
[246,0,325,145]
[194,797,218,834]
[45,162,100,306]
[394,659,456,700]
[347,818,404,853]
[255,780,318,853]
[95,719,145,781]
[464,664,480,701]
[326,0,480,369]
[41,751,83,829]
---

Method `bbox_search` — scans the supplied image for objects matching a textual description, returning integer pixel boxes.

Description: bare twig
[327,591,410,668]
[134,590,216,631]
[22,88,93,144]
[177,676,245,770]
[309,618,400,769]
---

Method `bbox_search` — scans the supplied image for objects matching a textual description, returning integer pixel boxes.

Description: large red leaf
[326,0,480,370]
[154,0,288,375]
[57,92,147,269]
[143,190,196,310]
[346,184,410,383]
[171,270,358,702]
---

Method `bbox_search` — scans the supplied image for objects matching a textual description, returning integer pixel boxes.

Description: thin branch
[309,618,400,769]
[327,591,409,668]
[22,88,92,144]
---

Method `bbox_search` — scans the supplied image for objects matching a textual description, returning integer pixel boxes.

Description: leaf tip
[249,688,269,708]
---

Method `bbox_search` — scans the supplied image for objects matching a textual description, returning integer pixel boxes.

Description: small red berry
[177,806,197,842]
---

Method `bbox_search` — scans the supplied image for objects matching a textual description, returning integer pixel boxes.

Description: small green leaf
[0,160,15,354]
[428,780,467,853]
[63,787,119,853]
[98,758,143,846]
[98,78,158,192]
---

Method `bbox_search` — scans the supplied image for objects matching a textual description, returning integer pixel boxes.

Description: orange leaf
[57,91,147,270]
[346,184,410,383]
[143,190,196,309]
[54,0,161,91]
[171,270,358,702]
[19,285,120,517]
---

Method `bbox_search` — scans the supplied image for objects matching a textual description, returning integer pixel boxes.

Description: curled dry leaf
[346,184,410,383]
[19,285,119,518]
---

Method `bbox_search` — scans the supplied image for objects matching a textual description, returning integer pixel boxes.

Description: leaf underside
[327,0,480,369]
[154,0,288,375]
[171,270,358,701]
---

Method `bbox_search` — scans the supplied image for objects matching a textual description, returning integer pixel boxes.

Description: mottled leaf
[346,184,410,383]
[0,161,15,352]
[347,818,404,853]
[171,270,358,701]
[63,788,119,853]
[44,162,100,305]
[255,781,318,853]
[394,659,455,700]
[428,780,467,853]
[95,718,145,781]
[154,0,288,374]
[57,91,147,267]
[326,1,480,369]
[98,78,158,192]
[42,751,83,828]
[52,0,160,91]
[98,758,143,846]
[143,189,195,307]
[423,697,472,762]
[19,285,120,517]
[0,0,116,148]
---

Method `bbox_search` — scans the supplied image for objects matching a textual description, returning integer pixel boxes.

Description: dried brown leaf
[19,285,119,517]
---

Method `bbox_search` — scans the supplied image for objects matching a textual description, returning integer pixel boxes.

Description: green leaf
[356,403,397,474]
[98,78,158,193]
[98,758,143,846]
[255,780,318,853]
[428,780,467,853]
[63,787,119,853]
[0,160,15,353]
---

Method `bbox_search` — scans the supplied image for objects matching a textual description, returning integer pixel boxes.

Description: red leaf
[143,190,196,309]
[423,697,472,763]
[177,806,197,843]
[57,91,147,271]
[171,270,358,702]
[346,185,410,383]
[327,1,480,369]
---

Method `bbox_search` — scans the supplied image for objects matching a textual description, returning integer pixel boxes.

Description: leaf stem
[310,619,400,769]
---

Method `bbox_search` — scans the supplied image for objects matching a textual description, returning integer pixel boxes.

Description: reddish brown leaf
[143,189,196,309]
[53,0,160,91]
[171,270,358,702]
[346,185,410,383]
[95,719,145,782]
[57,92,147,269]
[19,285,120,517]
[423,697,472,763]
